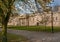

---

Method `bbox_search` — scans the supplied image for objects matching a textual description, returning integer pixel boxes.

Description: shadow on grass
[0,32,30,42]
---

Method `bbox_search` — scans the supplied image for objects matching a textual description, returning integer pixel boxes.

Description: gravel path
[0,28,60,42]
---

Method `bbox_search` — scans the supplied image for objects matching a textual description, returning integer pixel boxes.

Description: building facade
[8,11,60,26]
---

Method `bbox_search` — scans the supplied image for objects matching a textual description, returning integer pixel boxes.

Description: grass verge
[8,26,60,32]
[0,32,29,42]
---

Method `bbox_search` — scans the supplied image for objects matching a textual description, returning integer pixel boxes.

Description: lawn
[8,26,60,32]
[0,32,29,42]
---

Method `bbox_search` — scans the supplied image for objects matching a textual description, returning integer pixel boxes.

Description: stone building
[8,13,42,26]
[8,6,60,26]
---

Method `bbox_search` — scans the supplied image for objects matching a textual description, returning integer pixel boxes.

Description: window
[56,17,57,20]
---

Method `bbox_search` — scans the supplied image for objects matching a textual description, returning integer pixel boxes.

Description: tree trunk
[27,18,29,26]
[26,14,29,26]
[2,22,7,42]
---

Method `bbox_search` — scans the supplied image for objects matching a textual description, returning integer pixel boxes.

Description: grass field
[8,26,60,32]
[0,32,29,42]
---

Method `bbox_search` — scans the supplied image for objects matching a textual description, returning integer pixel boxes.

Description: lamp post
[49,0,54,33]
[45,5,54,33]
[47,0,54,33]
[51,7,54,33]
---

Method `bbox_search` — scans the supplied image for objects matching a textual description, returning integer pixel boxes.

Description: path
[0,28,60,42]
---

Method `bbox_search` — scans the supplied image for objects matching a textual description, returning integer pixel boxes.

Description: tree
[35,0,52,12]
[26,14,29,26]
[35,0,53,32]
[0,0,53,42]
[0,0,15,42]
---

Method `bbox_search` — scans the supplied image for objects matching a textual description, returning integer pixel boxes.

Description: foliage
[0,0,15,20]
[0,0,16,42]
[37,0,52,12]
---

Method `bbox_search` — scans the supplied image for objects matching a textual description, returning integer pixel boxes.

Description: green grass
[0,32,29,42]
[8,26,60,32]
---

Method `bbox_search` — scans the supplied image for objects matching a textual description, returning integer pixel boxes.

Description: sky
[14,0,60,14]
[52,0,60,6]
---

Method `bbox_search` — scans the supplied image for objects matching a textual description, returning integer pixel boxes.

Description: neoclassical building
[8,11,60,26]
[8,13,42,26]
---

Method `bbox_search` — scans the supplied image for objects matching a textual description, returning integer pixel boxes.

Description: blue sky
[14,0,60,14]
[52,0,60,6]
